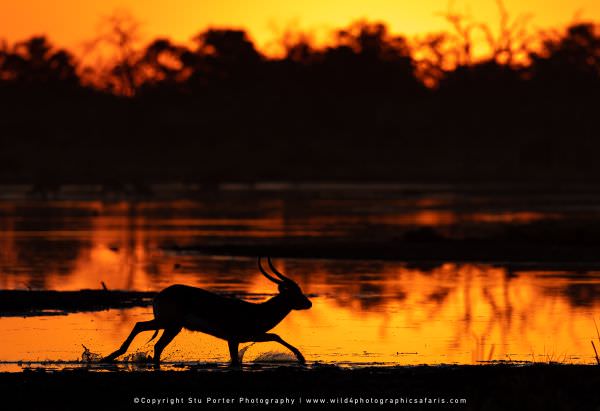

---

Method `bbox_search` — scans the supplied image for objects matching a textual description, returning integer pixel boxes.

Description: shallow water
[1,187,600,370]
[1,261,599,370]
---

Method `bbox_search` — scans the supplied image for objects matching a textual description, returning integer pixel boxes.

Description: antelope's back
[152,284,253,334]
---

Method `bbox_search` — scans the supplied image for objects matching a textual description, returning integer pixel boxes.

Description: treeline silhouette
[0,15,599,185]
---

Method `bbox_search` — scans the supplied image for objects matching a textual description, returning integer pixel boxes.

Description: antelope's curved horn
[267,256,291,281]
[258,257,282,284]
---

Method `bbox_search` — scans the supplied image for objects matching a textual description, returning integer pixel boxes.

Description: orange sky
[1,0,598,56]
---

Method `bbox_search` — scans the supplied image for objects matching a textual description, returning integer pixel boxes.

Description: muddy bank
[0,290,280,317]
[0,290,156,317]
[1,364,599,410]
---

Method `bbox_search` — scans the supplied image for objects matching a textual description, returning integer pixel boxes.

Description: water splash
[81,345,102,363]
[123,350,152,363]
[253,351,296,363]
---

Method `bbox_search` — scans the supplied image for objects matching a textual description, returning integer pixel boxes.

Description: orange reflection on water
[1,262,599,367]
[0,198,598,368]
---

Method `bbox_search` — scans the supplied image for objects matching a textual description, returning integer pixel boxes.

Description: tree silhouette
[188,29,262,88]
[85,11,143,96]
[308,21,422,97]
[530,23,600,89]
[137,38,191,93]
[0,36,78,87]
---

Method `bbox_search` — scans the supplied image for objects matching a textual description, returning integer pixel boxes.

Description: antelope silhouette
[102,257,312,366]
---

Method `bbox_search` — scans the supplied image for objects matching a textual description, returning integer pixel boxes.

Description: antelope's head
[258,257,312,310]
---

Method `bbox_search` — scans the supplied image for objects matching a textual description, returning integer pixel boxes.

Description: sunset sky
[1,0,599,55]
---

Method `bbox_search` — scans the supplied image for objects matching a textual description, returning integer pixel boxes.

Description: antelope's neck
[258,294,292,329]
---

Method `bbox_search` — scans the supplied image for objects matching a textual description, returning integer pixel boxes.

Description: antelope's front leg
[253,333,306,364]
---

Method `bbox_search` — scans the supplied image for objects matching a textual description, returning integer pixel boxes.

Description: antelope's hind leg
[102,319,159,362]
[253,333,306,364]
[152,326,182,364]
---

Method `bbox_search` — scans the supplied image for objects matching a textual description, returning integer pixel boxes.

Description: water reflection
[0,196,590,290]
[0,197,600,366]
[0,259,599,365]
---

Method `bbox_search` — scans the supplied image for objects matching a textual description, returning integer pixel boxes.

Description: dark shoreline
[1,364,599,410]
[2,181,600,198]
[163,241,600,266]
[0,290,276,317]
[0,290,156,317]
